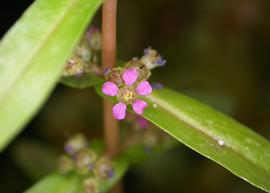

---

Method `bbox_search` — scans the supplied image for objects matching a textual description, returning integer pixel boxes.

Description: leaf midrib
[146,92,270,177]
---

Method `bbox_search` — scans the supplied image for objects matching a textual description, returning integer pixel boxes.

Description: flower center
[117,86,137,104]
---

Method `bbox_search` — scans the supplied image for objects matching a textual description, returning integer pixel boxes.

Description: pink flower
[102,68,152,120]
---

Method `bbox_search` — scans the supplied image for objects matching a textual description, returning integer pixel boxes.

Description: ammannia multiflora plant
[59,26,171,193]
[2,0,270,192]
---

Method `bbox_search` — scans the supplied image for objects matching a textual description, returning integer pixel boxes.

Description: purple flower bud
[151,82,164,90]
[144,47,151,55]
[156,57,166,66]
[87,26,99,37]
[64,134,88,155]
[64,144,73,154]
[104,68,111,76]
[108,169,114,178]
[140,48,167,70]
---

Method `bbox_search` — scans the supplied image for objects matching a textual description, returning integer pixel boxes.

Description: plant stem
[102,1,123,193]
[102,0,119,157]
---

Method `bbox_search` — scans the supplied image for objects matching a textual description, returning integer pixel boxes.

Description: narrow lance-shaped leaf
[0,0,103,151]
[95,84,270,192]
[24,173,84,193]
[143,88,270,192]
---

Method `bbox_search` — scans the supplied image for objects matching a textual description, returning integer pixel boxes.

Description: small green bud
[87,27,101,52]
[63,56,85,76]
[94,157,114,180]
[64,134,88,155]
[58,155,74,174]
[125,58,151,82]
[83,177,98,193]
[75,38,92,63]
[75,149,97,175]
[63,27,102,77]
[105,67,124,86]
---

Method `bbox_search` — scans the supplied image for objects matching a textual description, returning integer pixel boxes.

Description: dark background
[0,0,270,193]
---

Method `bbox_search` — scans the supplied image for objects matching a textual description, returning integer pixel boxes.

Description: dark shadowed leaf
[11,138,59,180]
[60,73,103,89]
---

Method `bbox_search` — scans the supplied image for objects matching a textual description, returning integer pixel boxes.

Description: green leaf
[144,88,270,192]
[60,73,103,89]
[0,0,103,151]
[24,173,84,193]
[95,84,270,192]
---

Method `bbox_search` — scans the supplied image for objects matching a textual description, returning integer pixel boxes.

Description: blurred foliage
[1,0,270,193]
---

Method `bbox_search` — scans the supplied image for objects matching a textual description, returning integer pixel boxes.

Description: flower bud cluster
[62,26,101,76]
[58,134,114,193]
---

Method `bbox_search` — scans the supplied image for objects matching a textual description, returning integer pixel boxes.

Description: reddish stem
[102,0,119,157]
[102,1,123,192]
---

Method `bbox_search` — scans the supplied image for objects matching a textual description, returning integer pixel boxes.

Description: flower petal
[122,68,138,85]
[102,81,118,96]
[136,81,152,96]
[113,102,127,120]
[132,100,148,115]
